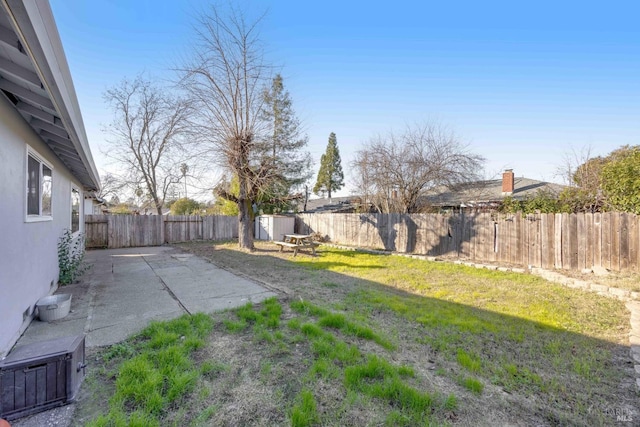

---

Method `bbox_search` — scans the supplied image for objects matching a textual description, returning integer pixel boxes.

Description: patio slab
[13,245,277,349]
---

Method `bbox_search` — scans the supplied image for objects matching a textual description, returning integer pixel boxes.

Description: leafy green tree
[498,196,523,214]
[257,74,311,213]
[601,146,640,214]
[211,176,240,216]
[499,191,567,214]
[313,132,344,198]
[558,145,640,213]
[170,198,201,215]
[558,155,607,213]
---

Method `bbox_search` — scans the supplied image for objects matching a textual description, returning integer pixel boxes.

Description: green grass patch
[459,376,484,394]
[86,313,213,426]
[298,300,395,350]
[345,355,436,424]
[290,389,320,427]
[456,349,482,373]
[223,318,247,332]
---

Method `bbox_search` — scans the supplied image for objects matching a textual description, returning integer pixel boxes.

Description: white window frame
[70,185,82,234]
[25,145,54,223]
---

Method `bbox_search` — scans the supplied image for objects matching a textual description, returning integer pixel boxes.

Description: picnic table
[275,234,319,256]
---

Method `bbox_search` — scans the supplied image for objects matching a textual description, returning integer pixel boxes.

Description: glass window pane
[42,165,52,216]
[71,188,80,232]
[27,155,40,215]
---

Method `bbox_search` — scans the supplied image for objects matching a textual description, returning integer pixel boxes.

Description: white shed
[255,215,295,241]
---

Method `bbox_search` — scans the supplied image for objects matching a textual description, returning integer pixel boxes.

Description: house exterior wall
[0,94,84,357]
[83,198,96,215]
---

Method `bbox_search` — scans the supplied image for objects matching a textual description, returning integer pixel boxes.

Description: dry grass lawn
[73,241,638,427]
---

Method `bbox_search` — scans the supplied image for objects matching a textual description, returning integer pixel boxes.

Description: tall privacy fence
[295,212,640,272]
[85,212,640,272]
[84,215,237,249]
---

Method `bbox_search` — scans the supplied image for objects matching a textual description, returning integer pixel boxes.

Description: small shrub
[58,229,89,285]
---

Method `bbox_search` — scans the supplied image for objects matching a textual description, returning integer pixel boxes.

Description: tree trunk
[154,196,163,216]
[238,199,253,250]
[237,176,254,250]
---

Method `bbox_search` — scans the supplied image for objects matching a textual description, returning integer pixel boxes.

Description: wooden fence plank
[569,214,579,270]
[560,213,570,270]
[577,213,586,270]
[593,213,602,268]
[585,213,594,269]
[630,215,638,270]
[611,213,620,271]
[540,214,551,269]
[601,213,611,270]
[554,214,562,268]
[620,213,629,271]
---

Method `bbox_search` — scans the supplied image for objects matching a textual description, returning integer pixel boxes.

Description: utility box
[255,215,295,241]
[0,335,86,420]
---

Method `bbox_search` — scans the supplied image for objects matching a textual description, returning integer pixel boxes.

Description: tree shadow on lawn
[177,242,639,426]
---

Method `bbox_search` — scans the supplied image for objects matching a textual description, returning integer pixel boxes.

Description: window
[71,188,81,233]
[26,149,53,220]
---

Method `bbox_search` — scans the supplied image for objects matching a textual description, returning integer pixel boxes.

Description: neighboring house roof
[303,196,360,213]
[425,176,565,208]
[0,0,100,191]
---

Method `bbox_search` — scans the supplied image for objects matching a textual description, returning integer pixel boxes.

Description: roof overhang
[0,0,99,191]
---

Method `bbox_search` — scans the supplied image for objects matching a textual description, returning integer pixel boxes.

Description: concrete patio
[16,246,277,349]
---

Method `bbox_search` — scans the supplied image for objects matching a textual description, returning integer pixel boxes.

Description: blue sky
[50,0,640,198]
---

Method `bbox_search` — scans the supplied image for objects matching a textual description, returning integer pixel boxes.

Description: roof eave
[1,0,100,191]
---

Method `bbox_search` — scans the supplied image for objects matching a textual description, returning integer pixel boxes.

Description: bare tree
[555,146,607,212]
[104,76,192,215]
[180,163,189,198]
[352,121,485,213]
[176,5,272,249]
[95,171,126,205]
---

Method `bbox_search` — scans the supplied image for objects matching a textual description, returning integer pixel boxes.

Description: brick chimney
[502,169,514,194]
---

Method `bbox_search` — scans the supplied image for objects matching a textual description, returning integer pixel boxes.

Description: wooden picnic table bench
[275,234,319,256]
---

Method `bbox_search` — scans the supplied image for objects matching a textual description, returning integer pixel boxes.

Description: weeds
[86,313,213,426]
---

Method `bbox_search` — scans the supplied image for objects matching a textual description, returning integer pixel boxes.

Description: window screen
[27,155,40,215]
[71,188,80,232]
[42,165,52,216]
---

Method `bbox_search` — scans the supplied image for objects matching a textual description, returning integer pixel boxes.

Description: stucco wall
[0,95,83,357]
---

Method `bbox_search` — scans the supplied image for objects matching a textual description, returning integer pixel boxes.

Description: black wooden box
[0,335,86,420]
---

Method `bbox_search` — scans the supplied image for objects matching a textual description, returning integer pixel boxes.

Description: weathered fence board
[85,215,237,249]
[295,212,640,272]
[85,215,108,248]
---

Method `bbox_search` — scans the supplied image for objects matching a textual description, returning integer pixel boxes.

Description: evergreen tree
[258,74,311,213]
[314,132,344,198]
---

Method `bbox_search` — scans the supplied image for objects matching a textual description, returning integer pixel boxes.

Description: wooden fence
[84,215,237,249]
[85,212,640,272]
[295,212,640,272]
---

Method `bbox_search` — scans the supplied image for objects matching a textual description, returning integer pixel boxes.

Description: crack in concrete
[141,254,191,316]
